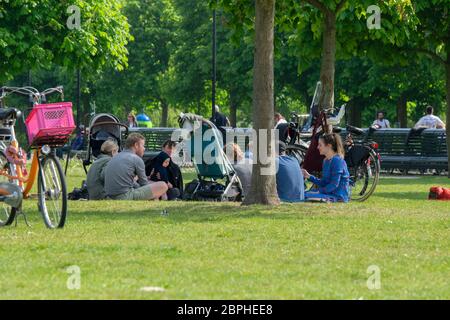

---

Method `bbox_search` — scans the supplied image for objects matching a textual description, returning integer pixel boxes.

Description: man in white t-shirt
[372,111,391,128]
[414,106,446,129]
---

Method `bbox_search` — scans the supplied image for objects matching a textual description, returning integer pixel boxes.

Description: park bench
[366,128,448,173]
[127,127,448,174]
[126,127,177,162]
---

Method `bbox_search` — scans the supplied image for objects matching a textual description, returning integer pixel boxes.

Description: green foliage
[0,0,132,82]
[2,0,449,129]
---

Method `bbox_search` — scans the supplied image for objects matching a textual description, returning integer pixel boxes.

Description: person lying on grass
[302,133,350,203]
[148,151,180,201]
[104,133,168,201]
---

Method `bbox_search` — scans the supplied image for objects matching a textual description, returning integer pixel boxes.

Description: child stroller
[82,113,128,173]
[178,113,243,202]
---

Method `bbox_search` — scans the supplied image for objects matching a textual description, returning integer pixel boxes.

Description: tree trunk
[243,0,279,206]
[161,100,169,127]
[396,94,408,128]
[318,11,336,111]
[446,62,450,177]
[229,91,238,128]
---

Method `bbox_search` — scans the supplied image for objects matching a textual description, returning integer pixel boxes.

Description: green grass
[0,163,449,299]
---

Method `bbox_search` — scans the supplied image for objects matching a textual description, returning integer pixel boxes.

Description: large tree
[243,0,279,206]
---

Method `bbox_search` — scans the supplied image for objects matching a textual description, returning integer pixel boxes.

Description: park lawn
[0,164,449,300]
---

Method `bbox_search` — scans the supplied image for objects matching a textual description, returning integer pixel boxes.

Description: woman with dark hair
[148,151,180,200]
[302,133,350,203]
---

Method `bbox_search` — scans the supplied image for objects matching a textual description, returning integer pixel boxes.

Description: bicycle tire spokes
[38,154,67,229]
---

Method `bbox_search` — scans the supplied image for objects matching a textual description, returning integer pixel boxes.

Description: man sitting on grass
[104,133,168,200]
[275,141,305,202]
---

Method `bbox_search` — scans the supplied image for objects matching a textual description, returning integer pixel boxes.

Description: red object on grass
[429,186,450,200]
[25,102,75,147]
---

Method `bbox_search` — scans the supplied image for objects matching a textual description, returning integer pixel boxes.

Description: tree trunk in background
[161,100,169,127]
[396,94,408,128]
[348,98,362,128]
[243,0,279,206]
[229,91,238,128]
[318,11,336,111]
[446,61,450,177]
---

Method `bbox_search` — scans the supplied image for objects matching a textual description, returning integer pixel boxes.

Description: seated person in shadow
[275,141,305,203]
[148,151,180,201]
[224,143,252,198]
[86,139,119,200]
[145,140,183,200]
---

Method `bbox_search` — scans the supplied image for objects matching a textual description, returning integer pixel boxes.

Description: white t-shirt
[275,118,287,128]
[414,115,445,129]
[372,119,390,128]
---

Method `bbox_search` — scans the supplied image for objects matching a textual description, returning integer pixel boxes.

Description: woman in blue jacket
[302,133,350,203]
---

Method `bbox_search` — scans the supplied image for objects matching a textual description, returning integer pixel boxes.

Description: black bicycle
[285,114,381,202]
[343,125,381,202]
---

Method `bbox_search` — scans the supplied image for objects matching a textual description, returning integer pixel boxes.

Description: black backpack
[68,180,89,200]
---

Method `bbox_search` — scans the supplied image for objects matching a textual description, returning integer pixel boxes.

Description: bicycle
[342,125,381,202]
[286,105,380,202]
[0,86,75,228]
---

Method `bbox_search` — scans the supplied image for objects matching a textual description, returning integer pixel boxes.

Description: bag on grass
[68,180,89,200]
[428,186,450,201]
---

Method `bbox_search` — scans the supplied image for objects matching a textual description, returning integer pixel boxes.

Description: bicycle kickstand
[14,206,32,228]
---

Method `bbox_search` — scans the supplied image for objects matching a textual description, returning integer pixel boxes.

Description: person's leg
[149,182,168,200]
[304,191,337,202]
[129,182,168,200]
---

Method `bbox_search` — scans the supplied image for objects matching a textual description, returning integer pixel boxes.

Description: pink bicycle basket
[25,102,76,147]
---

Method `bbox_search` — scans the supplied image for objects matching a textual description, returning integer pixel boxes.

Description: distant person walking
[372,111,390,129]
[414,106,446,129]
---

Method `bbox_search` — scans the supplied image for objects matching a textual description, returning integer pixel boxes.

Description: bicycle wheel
[38,153,67,228]
[286,144,308,167]
[0,151,17,226]
[349,151,380,202]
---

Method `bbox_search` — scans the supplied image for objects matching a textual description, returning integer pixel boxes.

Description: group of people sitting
[86,133,183,201]
[225,132,350,203]
[86,130,350,203]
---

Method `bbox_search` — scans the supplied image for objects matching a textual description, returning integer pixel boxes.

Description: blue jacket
[309,155,350,202]
[276,155,305,202]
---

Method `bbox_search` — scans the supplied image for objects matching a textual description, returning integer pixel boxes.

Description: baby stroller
[82,113,128,173]
[178,113,243,202]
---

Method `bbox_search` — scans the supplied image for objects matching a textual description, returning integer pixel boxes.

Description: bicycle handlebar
[0,86,64,104]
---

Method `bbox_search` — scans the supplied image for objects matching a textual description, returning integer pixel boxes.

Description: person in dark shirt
[210,105,230,127]
[145,140,183,200]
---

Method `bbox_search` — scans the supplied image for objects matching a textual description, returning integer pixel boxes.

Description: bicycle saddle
[346,125,365,135]
[0,108,20,121]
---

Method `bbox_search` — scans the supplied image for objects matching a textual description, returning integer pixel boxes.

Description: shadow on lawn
[374,191,429,201]
[72,201,327,224]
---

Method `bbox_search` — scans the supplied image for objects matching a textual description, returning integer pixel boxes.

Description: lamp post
[76,69,81,127]
[212,3,217,121]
